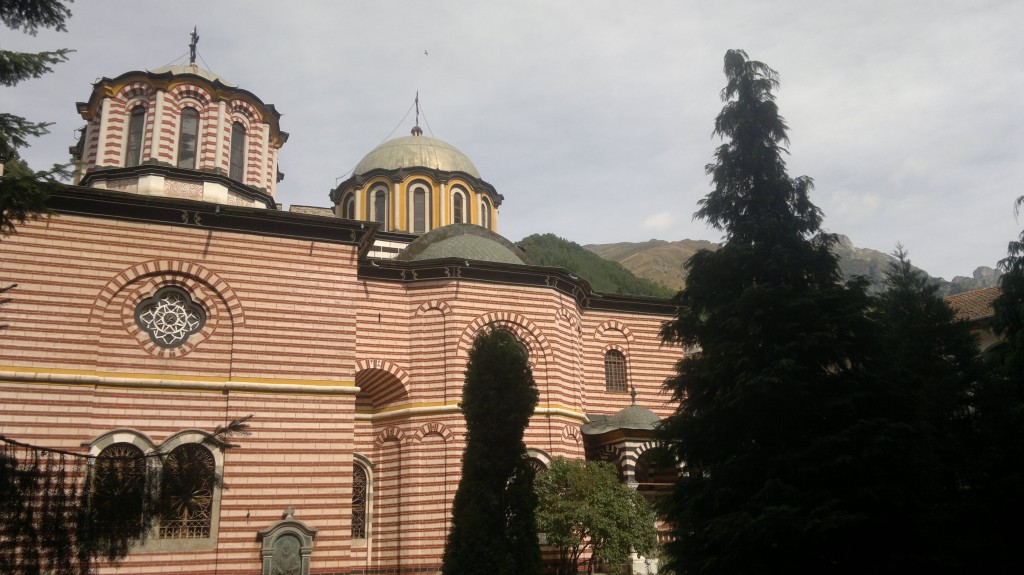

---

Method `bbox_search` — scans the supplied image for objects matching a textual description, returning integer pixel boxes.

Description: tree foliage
[962,198,1024,570]
[869,247,985,571]
[658,50,931,574]
[535,458,656,575]
[443,328,541,575]
[0,0,74,236]
[518,233,674,297]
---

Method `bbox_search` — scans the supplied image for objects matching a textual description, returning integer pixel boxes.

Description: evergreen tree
[871,247,982,572]
[965,199,1024,570]
[658,50,924,574]
[442,328,541,575]
[1,0,73,236]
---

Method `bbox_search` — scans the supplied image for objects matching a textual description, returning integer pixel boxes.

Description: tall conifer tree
[967,200,1024,569]
[659,50,922,574]
[442,328,540,575]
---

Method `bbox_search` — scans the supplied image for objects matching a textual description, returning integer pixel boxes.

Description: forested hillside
[516,234,674,298]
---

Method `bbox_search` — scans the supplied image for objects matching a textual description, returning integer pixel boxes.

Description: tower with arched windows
[70,64,288,209]
[330,125,503,256]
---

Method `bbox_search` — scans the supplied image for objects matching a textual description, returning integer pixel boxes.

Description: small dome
[581,397,661,436]
[354,135,480,178]
[148,65,235,86]
[608,405,660,430]
[396,224,529,265]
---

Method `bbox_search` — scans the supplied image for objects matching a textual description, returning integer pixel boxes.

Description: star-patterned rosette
[134,287,206,348]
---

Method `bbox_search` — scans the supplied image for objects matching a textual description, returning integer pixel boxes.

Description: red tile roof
[945,286,1001,322]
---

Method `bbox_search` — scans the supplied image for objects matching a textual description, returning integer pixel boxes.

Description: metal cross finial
[411,91,423,136]
[189,27,200,66]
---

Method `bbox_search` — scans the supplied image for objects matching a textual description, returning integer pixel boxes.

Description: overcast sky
[5,0,1023,280]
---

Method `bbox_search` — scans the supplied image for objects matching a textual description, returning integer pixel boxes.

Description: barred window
[159,444,215,539]
[604,350,628,392]
[352,464,368,539]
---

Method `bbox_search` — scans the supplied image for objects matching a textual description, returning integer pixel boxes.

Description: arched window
[229,121,246,181]
[342,193,356,220]
[604,349,627,392]
[480,196,492,230]
[93,443,148,525]
[177,107,200,169]
[371,187,388,227]
[159,443,216,539]
[352,464,368,539]
[412,186,429,233]
[125,105,146,167]
[452,188,466,224]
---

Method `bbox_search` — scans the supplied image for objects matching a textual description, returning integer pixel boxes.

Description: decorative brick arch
[603,343,630,358]
[561,425,582,446]
[374,426,407,446]
[353,359,410,386]
[555,307,581,330]
[228,99,260,123]
[633,440,662,460]
[595,320,635,343]
[415,300,452,316]
[457,311,551,362]
[91,260,244,326]
[116,81,156,103]
[594,444,621,464]
[168,83,213,108]
[411,422,453,443]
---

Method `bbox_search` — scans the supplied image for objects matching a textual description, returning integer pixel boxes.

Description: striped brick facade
[0,187,680,574]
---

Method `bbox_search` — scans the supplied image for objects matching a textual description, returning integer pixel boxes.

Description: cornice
[81,163,276,207]
[47,184,371,247]
[358,257,676,316]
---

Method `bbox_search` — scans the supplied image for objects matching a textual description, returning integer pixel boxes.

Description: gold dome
[353,135,480,178]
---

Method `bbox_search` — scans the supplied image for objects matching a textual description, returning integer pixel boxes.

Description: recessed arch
[354,360,412,410]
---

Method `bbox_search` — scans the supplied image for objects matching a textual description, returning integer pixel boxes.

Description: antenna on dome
[189,27,199,66]
[411,91,423,136]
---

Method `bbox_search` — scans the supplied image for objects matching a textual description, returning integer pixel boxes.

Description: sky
[5,0,1023,280]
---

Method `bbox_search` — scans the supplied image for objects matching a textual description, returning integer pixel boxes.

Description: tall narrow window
[452,190,465,224]
[480,196,492,230]
[604,349,627,392]
[159,444,215,539]
[352,464,368,538]
[372,188,387,227]
[177,107,200,169]
[229,121,246,181]
[126,105,146,167]
[342,193,356,219]
[413,189,426,233]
